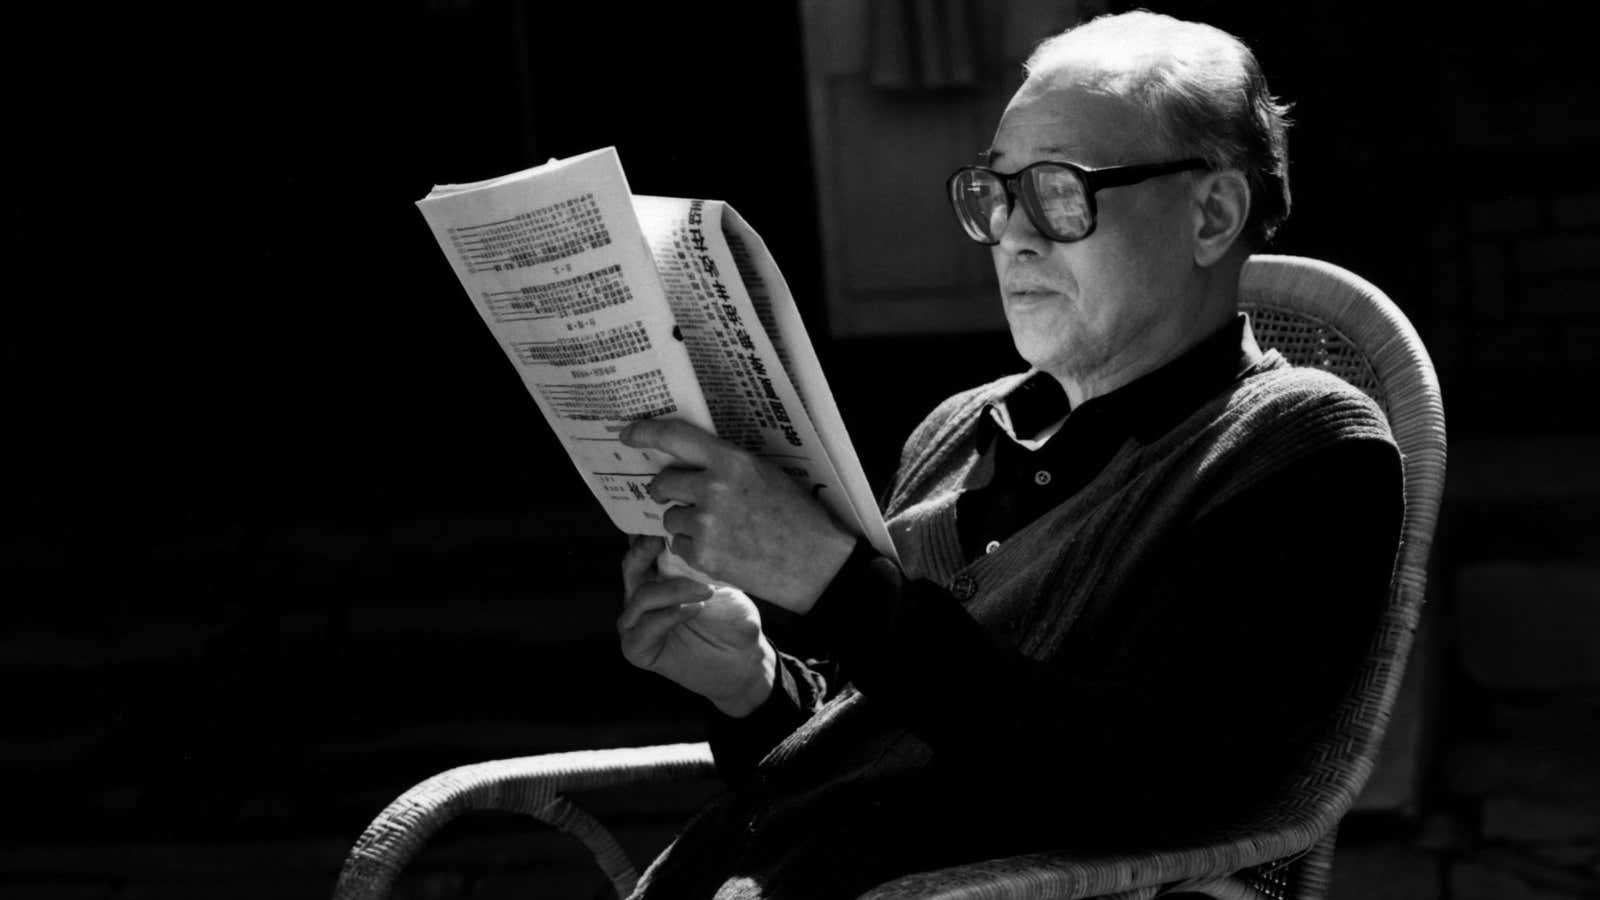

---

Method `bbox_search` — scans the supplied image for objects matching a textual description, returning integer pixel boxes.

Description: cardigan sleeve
[793,435,1403,845]
[704,383,986,784]
[703,648,842,786]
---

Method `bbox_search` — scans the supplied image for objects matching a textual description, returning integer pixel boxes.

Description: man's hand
[619,535,774,717]
[621,418,856,614]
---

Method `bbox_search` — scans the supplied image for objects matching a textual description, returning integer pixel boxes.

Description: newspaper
[416,147,897,565]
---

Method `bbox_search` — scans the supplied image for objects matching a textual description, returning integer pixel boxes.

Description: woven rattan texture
[1244,307,1386,415]
[332,744,716,900]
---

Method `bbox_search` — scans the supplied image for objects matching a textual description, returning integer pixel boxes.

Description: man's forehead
[983,141,1090,167]
[986,84,1140,167]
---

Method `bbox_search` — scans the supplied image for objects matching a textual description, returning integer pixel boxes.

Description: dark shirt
[707,314,1403,846]
[957,314,1251,561]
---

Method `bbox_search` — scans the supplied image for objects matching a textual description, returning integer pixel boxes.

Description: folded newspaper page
[416,147,896,564]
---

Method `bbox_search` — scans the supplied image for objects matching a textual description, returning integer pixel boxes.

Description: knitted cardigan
[632,351,1396,899]
[881,350,1392,659]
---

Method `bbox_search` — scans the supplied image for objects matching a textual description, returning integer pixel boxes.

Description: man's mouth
[1006,286,1063,299]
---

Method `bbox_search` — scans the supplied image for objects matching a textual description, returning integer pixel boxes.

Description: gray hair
[1024,10,1292,246]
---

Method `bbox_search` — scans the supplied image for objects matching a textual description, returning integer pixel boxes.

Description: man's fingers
[648,467,704,505]
[622,534,666,599]
[624,533,664,570]
[620,601,706,669]
[620,418,726,468]
[666,532,704,571]
[661,504,699,540]
[619,577,712,632]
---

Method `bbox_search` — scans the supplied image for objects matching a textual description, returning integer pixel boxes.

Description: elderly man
[617,10,1402,899]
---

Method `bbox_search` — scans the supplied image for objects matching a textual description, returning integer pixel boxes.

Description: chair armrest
[858,827,1326,900]
[333,741,716,900]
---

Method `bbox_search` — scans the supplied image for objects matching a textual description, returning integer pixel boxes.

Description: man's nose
[996,199,1047,255]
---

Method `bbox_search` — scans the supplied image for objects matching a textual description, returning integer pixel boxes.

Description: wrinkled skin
[617,534,775,717]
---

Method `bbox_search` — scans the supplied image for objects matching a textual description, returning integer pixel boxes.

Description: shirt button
[950,574,978,601]
[1034,469,1052,486]
[984,540,1001,555]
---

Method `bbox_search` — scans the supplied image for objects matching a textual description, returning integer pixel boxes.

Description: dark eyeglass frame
[946,157,1210,244]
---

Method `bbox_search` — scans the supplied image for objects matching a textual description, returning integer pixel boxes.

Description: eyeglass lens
[951,165,1092,243]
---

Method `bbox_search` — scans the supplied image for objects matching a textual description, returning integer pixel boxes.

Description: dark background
[6,1,1599,898]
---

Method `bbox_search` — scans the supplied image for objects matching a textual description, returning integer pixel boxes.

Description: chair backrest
[1230,254,1448,898]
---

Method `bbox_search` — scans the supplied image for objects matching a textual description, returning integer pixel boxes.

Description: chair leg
[1167,826,1339,900]
[540,795,641,900]
[1291,829,1337,900]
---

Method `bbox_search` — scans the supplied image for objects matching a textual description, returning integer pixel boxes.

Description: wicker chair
[334,254,1447,900]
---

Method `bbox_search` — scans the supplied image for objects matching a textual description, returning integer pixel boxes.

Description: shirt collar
[985,370,1068,448]
[984,312,1262,448]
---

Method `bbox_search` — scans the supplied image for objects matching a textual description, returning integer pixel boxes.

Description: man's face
[989,70,1200,386]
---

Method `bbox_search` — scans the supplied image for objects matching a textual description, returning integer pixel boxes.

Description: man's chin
[1011,338,1082,376]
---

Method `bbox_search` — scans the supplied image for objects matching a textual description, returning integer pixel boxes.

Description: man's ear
[1191,169,1250,267]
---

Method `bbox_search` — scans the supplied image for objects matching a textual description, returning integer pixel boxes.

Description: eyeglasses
[946,158,1209,244]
